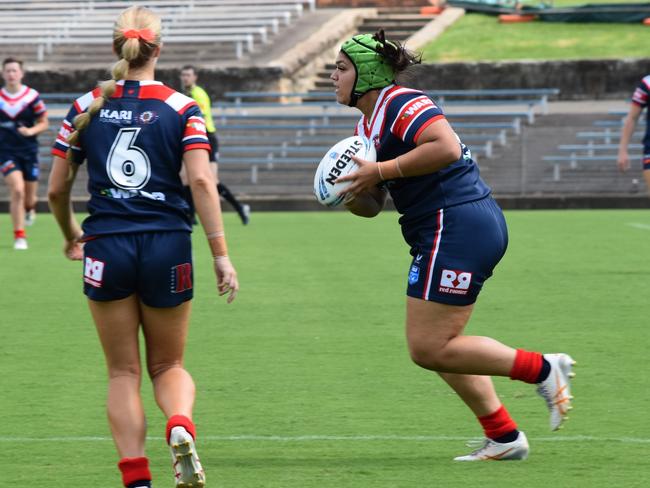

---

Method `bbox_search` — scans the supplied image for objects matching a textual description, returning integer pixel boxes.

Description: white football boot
[25,209,36,226]
[454,431,529,461]
[536,353,576,431]
[169,426,205,488]
[14,238,28,250]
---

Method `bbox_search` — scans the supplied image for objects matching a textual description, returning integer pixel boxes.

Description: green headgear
[340,33,396,107]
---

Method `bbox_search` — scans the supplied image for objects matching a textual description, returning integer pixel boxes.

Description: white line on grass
[1,435,649,443]
[626,222,650,231]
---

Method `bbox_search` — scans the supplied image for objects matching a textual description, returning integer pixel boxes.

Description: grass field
[422,0,650,62]
[1,210,649,487]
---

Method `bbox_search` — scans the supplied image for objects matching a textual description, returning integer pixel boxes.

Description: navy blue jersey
[631,75,650,155]
[0,85,47,154]
[354,85,490,223]
[52,80,211,236]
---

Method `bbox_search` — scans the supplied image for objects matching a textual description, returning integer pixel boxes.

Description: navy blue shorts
[402,197,508,306]
[0,151,39,181]
[82,231,193,307]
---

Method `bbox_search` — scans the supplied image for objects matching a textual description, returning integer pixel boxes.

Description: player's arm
[184,148,238,302]
[48,155,83,259]
[617,103,643,172]
[379,119,461,179]
[337,119,461,198]
[17,113,49,137]
[344,184,388,218]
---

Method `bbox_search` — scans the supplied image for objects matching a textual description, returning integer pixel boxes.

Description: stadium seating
[0,0,314,64]
[19,87,547,201]
[542,110,645,184]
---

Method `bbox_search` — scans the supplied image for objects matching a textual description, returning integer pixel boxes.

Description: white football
[313,135,377,207]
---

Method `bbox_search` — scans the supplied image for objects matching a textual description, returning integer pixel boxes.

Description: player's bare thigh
[406,296,474,363]
[87,295,142,376]
[140,300,192,378]
[4,169,24,195]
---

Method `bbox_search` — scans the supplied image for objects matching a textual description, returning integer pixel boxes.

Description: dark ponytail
[372,29,422,74]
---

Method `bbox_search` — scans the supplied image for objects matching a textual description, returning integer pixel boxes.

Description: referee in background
[180,65,250,224]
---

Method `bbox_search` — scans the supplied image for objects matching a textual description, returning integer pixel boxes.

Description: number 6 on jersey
[106,127,151,189]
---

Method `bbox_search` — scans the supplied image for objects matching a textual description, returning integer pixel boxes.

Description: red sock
[509,348,543,384]
[117,456,151,487]
[478,405,518,440]
[166,414,196,444]
[14,229,26,239]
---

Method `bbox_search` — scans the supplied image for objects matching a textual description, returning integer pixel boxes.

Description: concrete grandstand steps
[309,10,436,93]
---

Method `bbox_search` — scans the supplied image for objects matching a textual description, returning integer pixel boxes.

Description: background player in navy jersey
[1,57,48,249]
[48,7,237,487]
[617,74,650,193]
[180,65,251,225]
[332,31,576,461]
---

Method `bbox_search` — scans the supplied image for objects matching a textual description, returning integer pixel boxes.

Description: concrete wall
[26,58,650,101]
[403,58,650,100]
[317,0,429,6]
[24,66,286,100]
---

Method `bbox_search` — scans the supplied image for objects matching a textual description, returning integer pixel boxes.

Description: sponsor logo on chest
[99,109,133,123]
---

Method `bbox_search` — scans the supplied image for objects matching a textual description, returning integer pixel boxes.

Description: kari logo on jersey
[438,269,472,295]
[99,109,133,123]
[84,257,105,288]
[171,263,193,293]
[137,110,159,125]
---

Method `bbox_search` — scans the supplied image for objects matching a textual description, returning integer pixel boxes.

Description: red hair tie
[121,28,156,42]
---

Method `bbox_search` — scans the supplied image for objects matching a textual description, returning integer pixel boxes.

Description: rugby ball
[313,135,377,207]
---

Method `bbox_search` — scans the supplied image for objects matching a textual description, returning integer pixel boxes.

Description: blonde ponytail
[66,6,161,155]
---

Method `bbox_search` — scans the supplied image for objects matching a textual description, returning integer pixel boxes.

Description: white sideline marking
[626,222,650,230]
[0,435,648,444]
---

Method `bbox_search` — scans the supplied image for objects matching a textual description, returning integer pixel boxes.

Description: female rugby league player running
[333,31,576,461]
[48,6,237,487]
[1,57,49,249]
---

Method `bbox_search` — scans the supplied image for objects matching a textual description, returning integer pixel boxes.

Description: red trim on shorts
[52,148,68,159]
[422,209,444,300]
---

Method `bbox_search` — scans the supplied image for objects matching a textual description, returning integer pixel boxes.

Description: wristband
[378,159,403,180]
[206,231,225,239]
[377,163,385,181]
[395,156,405,177]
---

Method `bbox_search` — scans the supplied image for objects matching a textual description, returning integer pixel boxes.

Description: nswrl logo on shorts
[438,269,472,296]
[408,254,423,285]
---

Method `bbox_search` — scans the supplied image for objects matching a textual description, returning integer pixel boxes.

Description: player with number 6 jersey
[48,6,237,488]
[331,30,576,462]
